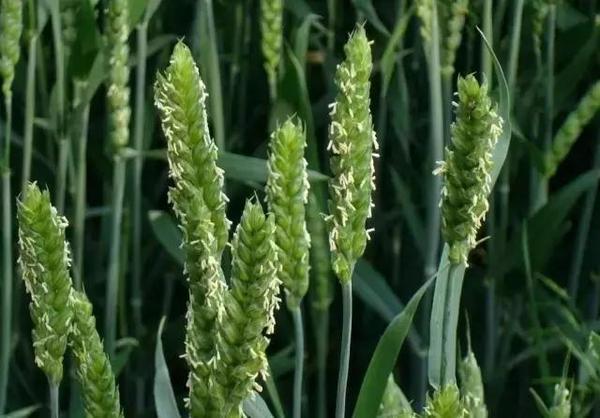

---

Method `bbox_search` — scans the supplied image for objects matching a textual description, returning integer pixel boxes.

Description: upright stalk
[132,20,148,411]
[104,155,126,358]
[50,382,59,418]
[21,20,36,192]
[482,0,496,378]
[0,166,12,414]
[327,0,336,51]
[315,309,329,418]
[335,281,353,418]
[481,0,493,82]
[421,0,444,401]
[292,306,305,418]
[568,130,600,298]
[534,4,556,211]
[199,0,225,151]
[73,86,90,289]
[49,0,66,213]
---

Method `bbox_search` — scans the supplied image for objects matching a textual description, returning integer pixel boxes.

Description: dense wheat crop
[1,1,599,417]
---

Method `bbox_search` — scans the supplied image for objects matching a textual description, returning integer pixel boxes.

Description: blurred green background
[1,0,600,416]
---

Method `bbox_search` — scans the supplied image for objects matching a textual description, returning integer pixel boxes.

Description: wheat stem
[50,382,59,418]
[104,155,126,358]
[132,19,148,412]
[0,169,11,414]
[49,0,67,213]
[315,308,329,418]
[568,132,600,299]
[335,281,353,418]
[21,31,36,193]
[292,305,305,418]
[73,82,89,290]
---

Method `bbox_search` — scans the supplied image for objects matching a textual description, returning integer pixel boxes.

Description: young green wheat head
[260,0,283,99]
[327,24,378,283]
[458,349,488,418]
[435,74,503,265]
[545,79,600,178]
[70,290,123,418]
[17,183,73,384]
[423,385,467,418]
[155,41,231,257]
[154,41,230,416]
[105,0,131,149]
[215,200,281,416]
[266,118,311,308]
[0,0,23,101]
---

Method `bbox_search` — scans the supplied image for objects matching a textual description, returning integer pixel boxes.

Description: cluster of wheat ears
[1,0,599,417]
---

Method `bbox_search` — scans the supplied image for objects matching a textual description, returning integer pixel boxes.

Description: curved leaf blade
[154,317,181,418]
[243,393,275,418]
[352,277,434,418]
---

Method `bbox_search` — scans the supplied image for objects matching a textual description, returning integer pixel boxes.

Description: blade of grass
[263,363,285,418]
[352,276,434,417]
[154,317,181,418]
[195,0,225,151]
[522,223,551,397]
[243,394,275,418]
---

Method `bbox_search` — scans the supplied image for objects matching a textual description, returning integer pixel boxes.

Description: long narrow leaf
[352,277,434,418]
[154,317,181,418]
[353,259,423,354]
[242,394,275,418]
[428,247,466,388]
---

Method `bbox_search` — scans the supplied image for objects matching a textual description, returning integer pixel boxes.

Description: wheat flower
[155,41,230,256]
[17,183,73,384]
[327,24,378,284]
[70,291,123,418]
[105,0,131,149]
[423,385,467,418]
[0,0,23,101]
[545,80,600,178]
[458,349,487,418]
[436,74,503,265]
[266,118,310,308]
[216,200,280,416]
[260,0,283,99]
